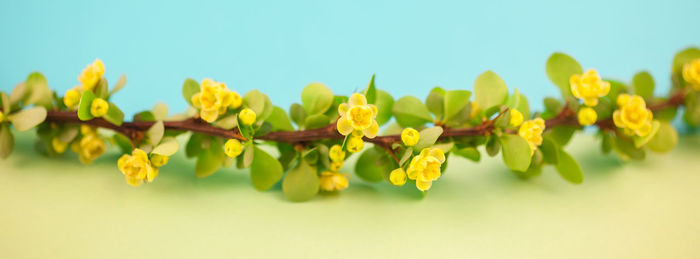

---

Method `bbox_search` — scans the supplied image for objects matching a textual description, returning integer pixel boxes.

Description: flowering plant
[1,47,699,202]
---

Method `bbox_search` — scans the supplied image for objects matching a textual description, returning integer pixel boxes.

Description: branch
[43,91,687,149]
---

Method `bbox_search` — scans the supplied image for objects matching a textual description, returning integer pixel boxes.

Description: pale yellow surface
[1,131,699,258]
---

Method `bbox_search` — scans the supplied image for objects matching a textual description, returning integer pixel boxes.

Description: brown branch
[43,91,687,151]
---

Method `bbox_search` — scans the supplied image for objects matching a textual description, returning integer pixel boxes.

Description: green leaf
[485,135,500,157]
[185,134,204,158]
[242,143,255,168]
[304,114,330,129]
[646,122,678,153]
[363,74,377,104]
[1,93,9,114]
[374,90,394,126]
[392,96,433,128]
[506,89,531,119]
[134,111,156,122]
[632,71,655,99]
[684,91,700,125]
[243,90,269,117]
[301,82,334,115]
[539,137,559,164]
[555,148,584,184]
[113,133,132,154]
[614,137,645,160]
[77,90,96,121]
[182,78,199,106]
[672,47,700,74]
[266,106,294,131]
[103,102,124,126]
[289,103,306,127]
[544,126,577,146]
[399,147,413,166]
[250,146,284,191]
[152,103,168,121]
[94,78,108,99]
[454,147,480,162]
[355,147,394,182]
[282,159,319,202]
[633,120,660,148]
[147,121,164,146]
[443,90,471,122]
[109,74,127,96]
[546,52,582,98]
[603,79,628,101]
[8,107,47,132]
[413,126,443,151]
[499,134,532,172]
[213,115,238,130]
[474,71,508,110]
[425,88,445,120]
[24,72,53,108]
[151,137,179,156]
[0,124,14,159]
[195,142,225,178]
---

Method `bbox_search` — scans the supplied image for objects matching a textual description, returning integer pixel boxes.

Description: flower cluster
[191,79,243,122]
[64,59,107,111]
[613,94,654,137]
[570,69,610,107]
[118,149,158,186]
[78,59,105,91]
[319,144,349,192]
[337,93,378,153]
[518,118,545,154]
[69,125,106,164]
[683,59,700,90]
[405,148,446,191]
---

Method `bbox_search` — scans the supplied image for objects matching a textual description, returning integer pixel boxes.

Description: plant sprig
[1,47,699,202]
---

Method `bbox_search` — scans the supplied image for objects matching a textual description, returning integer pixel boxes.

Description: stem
[44,91,687,149]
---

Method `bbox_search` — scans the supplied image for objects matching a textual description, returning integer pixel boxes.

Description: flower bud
[224,139,244,157]
[389,168,407,186]
[577,107,597,126]
[90,98,109,117]
[346,136,364,153]
[150,154,169,167]
[509,109,524,127]
[401,128,419,146]
[239,108,257,126]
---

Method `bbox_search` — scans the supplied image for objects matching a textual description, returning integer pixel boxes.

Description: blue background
[1,0,699,116]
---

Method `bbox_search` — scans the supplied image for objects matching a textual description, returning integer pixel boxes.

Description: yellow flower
[51,137,68,154]
[518,118,546,153]
[80,124,96,135]
[570,69,611,107]
[63,88,82,108]
[683,59,700,90]
[77,59,105,91]
[346,135,364,153]
[401,128,420,147]
[406,148,445,192]
[337,93,379,138]
[230,91,242,109]
[510,109,524,127]
[389,168,407,186]
[224,139,244,157]
[190,78,243,123]
[0,111,4,123]
[239,108,257,126]
[613,94,654,137]
[118,148,157,186]
[329,144,345,162]
[77,133,106,164]
[330,161,343,171]
[150,154,169,167]
[319,171,349,192]
[577,107,597,126]
[90,98,109,117]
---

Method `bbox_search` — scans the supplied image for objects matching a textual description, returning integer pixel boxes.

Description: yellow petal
[126,176,142,186]
[147,167,158,182]
[416,180,432,192]
[336,116,353,136]
[582,97,598,107]
[338,103,349,115]
[613,110,624,128]
[349,93,367,106]
[428,148,445,164]
[362,120,379,138]
[617,94,631,107]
